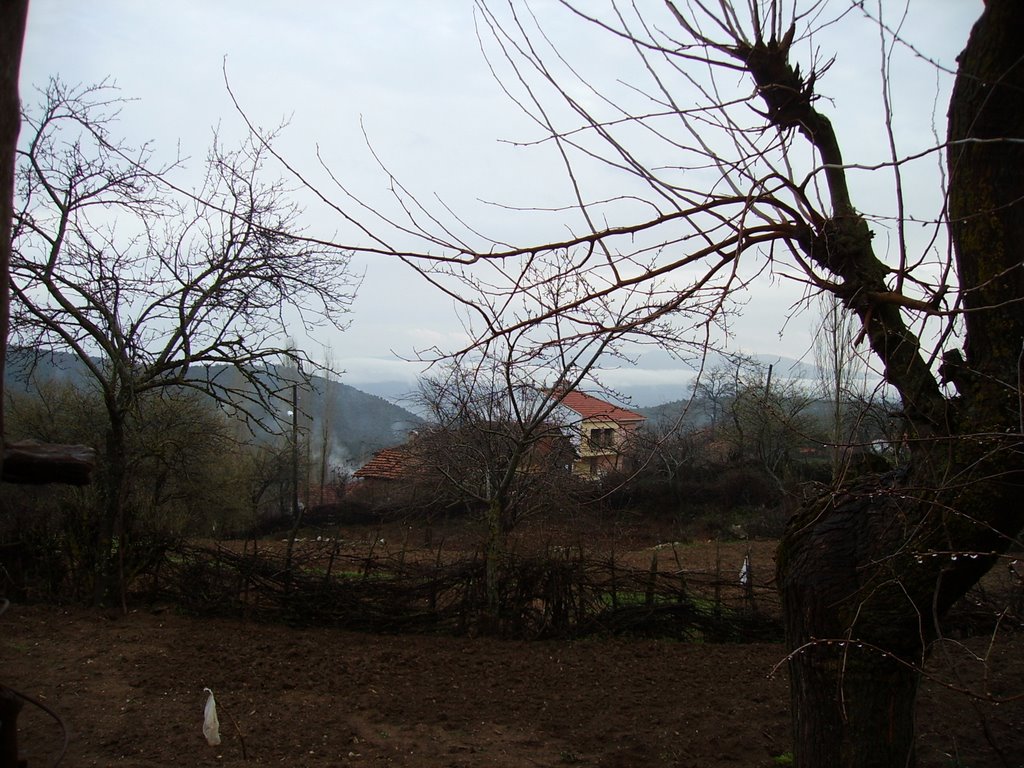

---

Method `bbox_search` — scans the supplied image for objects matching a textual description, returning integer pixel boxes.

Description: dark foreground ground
[3,534,1023,767]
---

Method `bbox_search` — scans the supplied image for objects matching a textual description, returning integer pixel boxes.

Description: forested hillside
[4,348,421,468]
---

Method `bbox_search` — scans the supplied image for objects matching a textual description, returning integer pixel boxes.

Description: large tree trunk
[778,476,955,768]
[1,5,32,766]
[0,0,29,446]
[483,495,512,624]
[777,2,1024,766]
[94,415,128,607]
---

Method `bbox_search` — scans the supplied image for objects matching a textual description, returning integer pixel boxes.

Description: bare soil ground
[4,526,1024,767]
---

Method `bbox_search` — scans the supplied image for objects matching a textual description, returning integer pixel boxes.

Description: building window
[589,427,615,449]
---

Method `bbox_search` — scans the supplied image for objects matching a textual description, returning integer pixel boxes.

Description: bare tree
[10,80,357,604]
[5,382,253,591]
[413,352,589,620]
[264,2,1021,765]
[721,359,818,487]
[688,361,741,431]
[814,293,870,478]
[314,347,337,509]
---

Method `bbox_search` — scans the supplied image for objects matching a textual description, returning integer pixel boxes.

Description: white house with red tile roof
[553,390,645,478]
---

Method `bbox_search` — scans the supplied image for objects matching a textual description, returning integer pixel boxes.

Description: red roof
[557,390,645,424]
[354,447,413,480]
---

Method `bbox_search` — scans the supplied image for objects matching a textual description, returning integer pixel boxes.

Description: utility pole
[284,370,305,590]
[292,382,299,523]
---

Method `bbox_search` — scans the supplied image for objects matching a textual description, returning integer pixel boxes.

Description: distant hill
[574,350,825,408]
[5,346,93,388]
[637,398,712,429]
[637,396,825,431]
[4,348,422,469]
[354,380,421,408]
[5,346,863,464]
[301,376,423,468]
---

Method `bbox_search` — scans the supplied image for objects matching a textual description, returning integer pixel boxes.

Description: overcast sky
[19,1,983,401]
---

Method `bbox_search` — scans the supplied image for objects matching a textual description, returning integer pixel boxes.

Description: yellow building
[556,390,645,478]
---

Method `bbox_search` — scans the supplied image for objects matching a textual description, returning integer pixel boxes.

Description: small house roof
[353,446,413,481]
[557,390,645,424]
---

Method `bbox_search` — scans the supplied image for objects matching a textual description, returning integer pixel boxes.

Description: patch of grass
[600,589,677,607]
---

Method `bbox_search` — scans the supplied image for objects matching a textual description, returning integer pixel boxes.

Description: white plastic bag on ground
[202,687,221,746]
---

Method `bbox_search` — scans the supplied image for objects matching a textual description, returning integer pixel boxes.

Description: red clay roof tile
[557,390,645,424]
[353,446,413,480]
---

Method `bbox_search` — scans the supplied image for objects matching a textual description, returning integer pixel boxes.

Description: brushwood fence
[145,539,782,641]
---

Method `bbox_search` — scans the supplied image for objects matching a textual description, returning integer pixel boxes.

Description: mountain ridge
[4,348,423,468]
